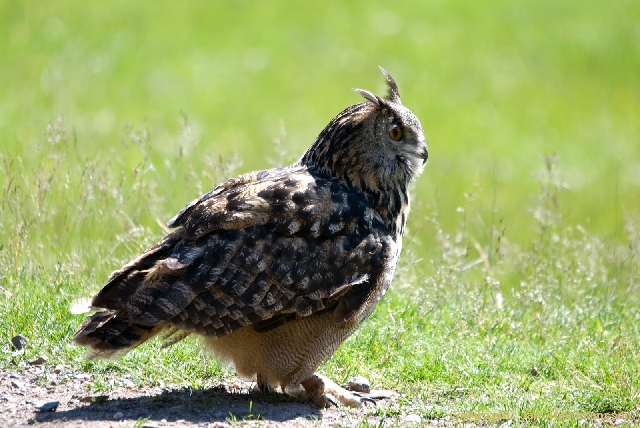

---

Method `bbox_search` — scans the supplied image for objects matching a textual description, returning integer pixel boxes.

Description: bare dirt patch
[0,366,432,427]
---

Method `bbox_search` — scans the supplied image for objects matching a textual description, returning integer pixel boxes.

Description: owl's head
[300,67,428,195]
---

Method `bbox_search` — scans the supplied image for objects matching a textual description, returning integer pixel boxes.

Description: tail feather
[73,309,164,360]
[92,231,183,310]
[73,230,191,359]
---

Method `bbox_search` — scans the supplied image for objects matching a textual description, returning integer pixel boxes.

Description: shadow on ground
[32,386,322,426]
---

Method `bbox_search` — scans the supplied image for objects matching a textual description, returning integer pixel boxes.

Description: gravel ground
[0,366,437,427]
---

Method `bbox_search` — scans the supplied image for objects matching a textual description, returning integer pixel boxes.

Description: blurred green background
[2,0,639,255]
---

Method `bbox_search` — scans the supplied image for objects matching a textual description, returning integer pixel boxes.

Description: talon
[296,373,371,407]
[352,392,377,405]
[325,393,339,407]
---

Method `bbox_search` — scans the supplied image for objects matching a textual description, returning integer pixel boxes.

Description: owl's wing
[90,166,392,339]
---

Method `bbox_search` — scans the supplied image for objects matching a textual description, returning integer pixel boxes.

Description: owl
[74,67,428,407]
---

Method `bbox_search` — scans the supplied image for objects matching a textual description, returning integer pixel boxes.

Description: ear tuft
[378,66,402,104]
[352,88,384,106]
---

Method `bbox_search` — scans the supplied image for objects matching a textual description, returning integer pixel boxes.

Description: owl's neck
[338,169,410,235]
[367,182,411,236]
[299,161,411,235]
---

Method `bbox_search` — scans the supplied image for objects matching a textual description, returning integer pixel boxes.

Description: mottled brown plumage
[74,67,428,406]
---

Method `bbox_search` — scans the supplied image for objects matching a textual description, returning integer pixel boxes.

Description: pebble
[11,334,28,351]
[113,411,124,420]
[405,414,421,424]
[28,356,48,366]
[10,381,25,389]
[74,373,92,380]
[346,376,371,393]
[36,401,59,412]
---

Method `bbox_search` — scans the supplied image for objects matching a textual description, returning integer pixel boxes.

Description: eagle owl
[74,67,428,407]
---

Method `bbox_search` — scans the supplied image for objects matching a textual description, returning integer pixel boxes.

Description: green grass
[1,1,640,426]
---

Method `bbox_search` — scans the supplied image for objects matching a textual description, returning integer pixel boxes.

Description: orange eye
[389,126,403,141]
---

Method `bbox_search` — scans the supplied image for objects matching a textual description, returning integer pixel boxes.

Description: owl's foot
[256,373,272,393]
[288,373,375,407]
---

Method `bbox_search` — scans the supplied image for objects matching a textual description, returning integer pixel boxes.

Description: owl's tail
[73,309,165,360]
[73,231,189,359]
